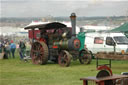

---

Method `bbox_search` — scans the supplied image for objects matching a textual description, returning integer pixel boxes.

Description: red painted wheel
[79,50,92,64]
[58,50,71,67]
[31,41,48,65]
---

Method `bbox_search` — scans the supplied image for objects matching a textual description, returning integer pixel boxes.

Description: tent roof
[111,22,128,32]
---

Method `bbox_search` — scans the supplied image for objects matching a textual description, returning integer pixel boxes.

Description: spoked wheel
[96,70,114,85]
[79,50,92,64]
[31,41,48,65]
[58,50,71,67]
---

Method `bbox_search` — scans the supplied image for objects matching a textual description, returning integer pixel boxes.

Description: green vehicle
[24,13,92,67]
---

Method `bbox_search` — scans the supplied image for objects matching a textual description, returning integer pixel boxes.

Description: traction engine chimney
[70,13,76,37]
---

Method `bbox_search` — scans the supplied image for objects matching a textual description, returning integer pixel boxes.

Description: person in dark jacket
[3,45,8,59]
[19,40,26,60]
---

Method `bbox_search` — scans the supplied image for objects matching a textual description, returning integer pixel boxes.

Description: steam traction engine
[24,13,92,67]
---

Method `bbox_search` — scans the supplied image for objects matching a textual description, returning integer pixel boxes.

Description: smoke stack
[70,13,76,36]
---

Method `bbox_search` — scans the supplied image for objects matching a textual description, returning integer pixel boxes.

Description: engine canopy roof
[24,22,67,30]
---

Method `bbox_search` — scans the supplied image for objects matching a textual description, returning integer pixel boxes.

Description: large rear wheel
[31,41,48,65]
[58,50,71,67]
[79,49,92,64]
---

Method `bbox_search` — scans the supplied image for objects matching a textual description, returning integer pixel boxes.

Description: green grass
[0,55,128,85]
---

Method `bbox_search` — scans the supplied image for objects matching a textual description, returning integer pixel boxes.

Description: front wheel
[58,50,71,67]
[79,49,92,64]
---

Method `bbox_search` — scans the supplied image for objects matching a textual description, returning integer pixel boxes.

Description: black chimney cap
[70,13,76,19]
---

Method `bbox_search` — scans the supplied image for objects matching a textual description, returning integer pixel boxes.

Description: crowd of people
[0,38,31,61]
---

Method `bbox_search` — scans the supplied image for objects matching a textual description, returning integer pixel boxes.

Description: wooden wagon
[95,52,128,68]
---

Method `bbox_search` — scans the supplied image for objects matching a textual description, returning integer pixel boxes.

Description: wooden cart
[95,52,128,68]
[80,75,128,85]
[80,65,128,85]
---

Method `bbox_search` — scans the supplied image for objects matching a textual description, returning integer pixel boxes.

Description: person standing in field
[5,42,11,58]
[10,40,16,58]
[19,40,26,60]
[26,41,31,57]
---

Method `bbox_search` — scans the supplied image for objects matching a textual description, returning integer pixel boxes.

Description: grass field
[0,54,128,85]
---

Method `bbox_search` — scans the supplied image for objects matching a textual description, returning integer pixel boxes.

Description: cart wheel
[96,70,114,85]
[58,50,71,67]
[79,50,92,64]
[31,41,48,65]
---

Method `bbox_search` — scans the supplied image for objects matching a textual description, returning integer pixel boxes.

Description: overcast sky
[1,0,128,17]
